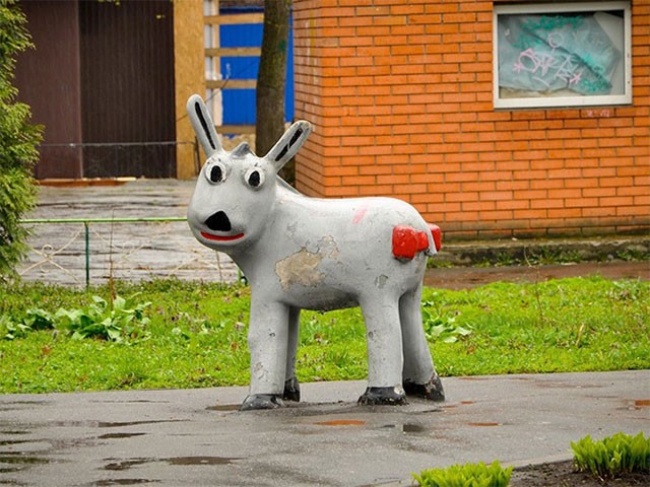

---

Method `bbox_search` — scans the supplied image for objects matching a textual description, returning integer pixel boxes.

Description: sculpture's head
[186,95,312,252]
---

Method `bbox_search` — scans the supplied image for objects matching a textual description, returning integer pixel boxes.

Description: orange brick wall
[292,0,650,240]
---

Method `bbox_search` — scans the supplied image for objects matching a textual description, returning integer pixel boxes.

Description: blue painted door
[220,7,294,126]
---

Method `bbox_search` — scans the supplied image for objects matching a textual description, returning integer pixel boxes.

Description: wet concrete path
[1,371,648,487]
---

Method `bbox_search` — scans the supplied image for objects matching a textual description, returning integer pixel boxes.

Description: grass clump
[571,432,650,479]
[413,460,512,487]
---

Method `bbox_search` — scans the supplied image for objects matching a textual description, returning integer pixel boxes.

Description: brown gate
[79,0,176,178]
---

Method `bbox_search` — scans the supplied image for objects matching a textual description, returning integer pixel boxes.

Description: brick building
[291,0,649,240]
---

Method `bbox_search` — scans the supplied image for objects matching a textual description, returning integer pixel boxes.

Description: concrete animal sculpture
[186,94,445,411]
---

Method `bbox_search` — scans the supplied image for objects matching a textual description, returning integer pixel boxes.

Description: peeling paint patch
[275,236,339,291]
[315,235,339,258]
[275,249,325,291]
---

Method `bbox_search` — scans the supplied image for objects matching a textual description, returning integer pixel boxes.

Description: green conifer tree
[0,0,42,279]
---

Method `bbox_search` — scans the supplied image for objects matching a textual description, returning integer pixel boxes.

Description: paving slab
[1,370,648,486]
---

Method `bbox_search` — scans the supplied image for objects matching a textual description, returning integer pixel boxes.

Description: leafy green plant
[413,460,512,487]
[0,293,151,343]
[55,294,151,342]
[0,315,29,340]
[0,308,54,340]
[571,432,650,479]
[0,0,43,279]
[422,302,472,343]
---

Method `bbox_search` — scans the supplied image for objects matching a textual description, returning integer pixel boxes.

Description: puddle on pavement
[0,401,48,406]
[441,401,475,410]
[0,401,48,412]
[98,433,147,440]
[104,459,152,471]
[0,454,51,465]
[103,456,237,471]
[97,420,184,428]
[314,419,366,427]
[91,400,169,404]
[50,419,185,428]
[402,423,428,433]
[382,423,432,434]
[205,404,240,412]
[166,456,236,466]
[0,439,32,447]
[95,480,157,486]
[314,419,434,433]
[382,423,430,433]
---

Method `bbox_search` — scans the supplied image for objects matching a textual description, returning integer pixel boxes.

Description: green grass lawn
[1,276,648,394]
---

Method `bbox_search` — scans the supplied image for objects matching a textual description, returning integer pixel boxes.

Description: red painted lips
[200,231,244,242]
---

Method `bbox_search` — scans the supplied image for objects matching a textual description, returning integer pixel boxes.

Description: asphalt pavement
[1,371,648,486]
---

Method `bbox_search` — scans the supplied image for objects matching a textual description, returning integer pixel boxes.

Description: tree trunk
[256,0,292,182]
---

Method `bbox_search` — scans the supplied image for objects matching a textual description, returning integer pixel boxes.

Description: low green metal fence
[21,217,189,288]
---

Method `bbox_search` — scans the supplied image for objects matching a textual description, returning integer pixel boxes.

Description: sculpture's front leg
[283,306,301,402]
[241,299,289,411]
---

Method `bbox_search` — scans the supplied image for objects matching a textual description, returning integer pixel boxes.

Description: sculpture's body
[187,95,445,410]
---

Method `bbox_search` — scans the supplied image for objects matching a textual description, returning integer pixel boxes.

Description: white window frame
[493,1,632,109]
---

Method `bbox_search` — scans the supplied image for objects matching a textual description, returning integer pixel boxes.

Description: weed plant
[412,460,512,487]
[1,293,150,342]
[0,276,648,393]
[572,432,650,478]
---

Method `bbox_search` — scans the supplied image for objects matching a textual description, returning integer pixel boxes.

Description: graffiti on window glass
[498,12,623,97]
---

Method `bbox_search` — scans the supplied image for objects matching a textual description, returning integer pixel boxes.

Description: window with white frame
[493,1,632,109]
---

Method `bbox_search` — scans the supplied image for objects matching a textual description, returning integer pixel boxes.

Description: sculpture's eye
[206,161,227,184]
[244,168,265,189]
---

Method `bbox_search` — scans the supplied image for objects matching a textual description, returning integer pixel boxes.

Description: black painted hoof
[240,394,284,411]
[283,377,301,402]
[403,374,445,402]
[358,386,408,406]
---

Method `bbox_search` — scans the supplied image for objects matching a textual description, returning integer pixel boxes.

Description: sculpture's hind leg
[399,285,445,401]
[358,294,407,405]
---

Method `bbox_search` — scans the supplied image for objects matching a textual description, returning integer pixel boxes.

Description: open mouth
[200,231,244,242]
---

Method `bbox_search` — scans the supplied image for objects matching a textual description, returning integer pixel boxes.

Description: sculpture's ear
[186,94,222,158]
[265,120,313,172]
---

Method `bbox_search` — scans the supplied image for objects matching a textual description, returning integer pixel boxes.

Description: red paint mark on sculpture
[352,206,368,224]
[392,226,430,260]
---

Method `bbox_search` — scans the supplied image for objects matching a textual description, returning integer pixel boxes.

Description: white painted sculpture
[186,95,445,410]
